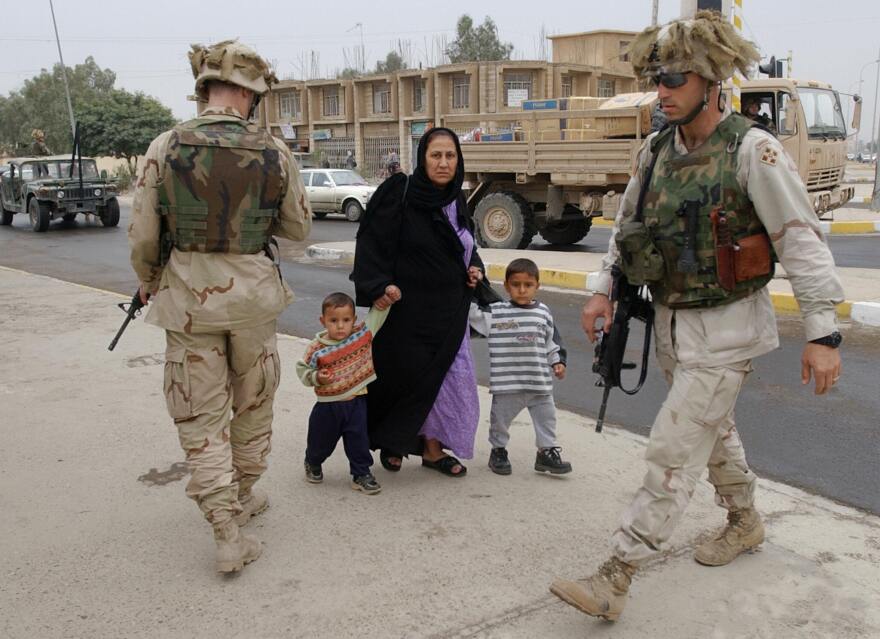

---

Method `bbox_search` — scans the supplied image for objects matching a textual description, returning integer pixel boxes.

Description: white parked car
[858,151,874,163]
[301,169,376,222]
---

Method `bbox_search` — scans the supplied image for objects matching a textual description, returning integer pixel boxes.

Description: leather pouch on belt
[711,208,736,292]
[734,233,772,282]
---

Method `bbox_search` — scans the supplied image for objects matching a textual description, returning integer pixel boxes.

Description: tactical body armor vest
[157,117,284,255]
[620,113,773,309]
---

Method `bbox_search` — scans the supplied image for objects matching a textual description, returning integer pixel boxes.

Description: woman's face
[424,135,458,188]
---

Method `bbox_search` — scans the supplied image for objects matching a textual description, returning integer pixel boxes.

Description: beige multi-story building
[258,29,639,177]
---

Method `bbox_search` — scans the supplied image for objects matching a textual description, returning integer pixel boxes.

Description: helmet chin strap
[668,80,714,127]
[247,94,261,121]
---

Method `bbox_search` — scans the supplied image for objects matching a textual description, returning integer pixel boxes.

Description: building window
[598,79,616,98]
[279,90,301,120]
[372,82,391,114]
[619,41,631,63]
[504,72,532,107]
[561,75,572,98]
[452,75,470,109]
[323,86,340,117]
[413,78,427,112]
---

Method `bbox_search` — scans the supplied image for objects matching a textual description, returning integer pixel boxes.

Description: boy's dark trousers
[305,396,372,477]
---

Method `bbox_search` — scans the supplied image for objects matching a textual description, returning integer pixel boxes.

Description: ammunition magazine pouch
[616,220,665,285]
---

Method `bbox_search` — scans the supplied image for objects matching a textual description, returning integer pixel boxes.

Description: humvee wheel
[1,209,12,226]
[474,192,536,249]
[28,198,51,232]
[539,216,592,245]
[101,197,120,227]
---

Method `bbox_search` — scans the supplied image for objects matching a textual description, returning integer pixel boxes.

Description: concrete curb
[307,243,875,326]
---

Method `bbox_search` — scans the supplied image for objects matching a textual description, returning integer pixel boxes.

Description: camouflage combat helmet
[630,10,760,82]
[31,129,45,141]
[189,39,278,100]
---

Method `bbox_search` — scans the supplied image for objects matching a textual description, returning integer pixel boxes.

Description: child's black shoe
[304,459,323,483]
[488,447,512,475]
[351,472,381,495]
[535,447,572,475]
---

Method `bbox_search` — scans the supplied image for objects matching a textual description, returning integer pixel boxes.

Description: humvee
[0,155,120,232]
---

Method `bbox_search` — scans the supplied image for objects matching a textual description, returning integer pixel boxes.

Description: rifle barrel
[595,385,612,433]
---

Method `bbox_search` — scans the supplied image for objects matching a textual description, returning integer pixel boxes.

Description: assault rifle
[592,267,654,432]
[108,290,149,351]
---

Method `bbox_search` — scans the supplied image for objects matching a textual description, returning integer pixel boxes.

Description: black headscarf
[406,127,465,209]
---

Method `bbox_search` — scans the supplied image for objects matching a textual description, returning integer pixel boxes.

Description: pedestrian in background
[128,39,311,573]
[351,127,485,478]
[345,150,357,170]
[551,11,844,621]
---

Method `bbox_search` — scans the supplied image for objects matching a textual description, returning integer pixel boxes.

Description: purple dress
[418,200,480,459]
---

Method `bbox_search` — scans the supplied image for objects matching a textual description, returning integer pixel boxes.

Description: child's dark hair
[505,258,540,282]
[321,292,355,315]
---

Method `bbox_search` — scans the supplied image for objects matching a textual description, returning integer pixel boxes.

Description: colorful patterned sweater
[296,307,389,402]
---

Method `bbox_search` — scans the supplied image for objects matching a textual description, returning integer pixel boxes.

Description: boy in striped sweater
[296,287,400,494]
[469,259,571,475]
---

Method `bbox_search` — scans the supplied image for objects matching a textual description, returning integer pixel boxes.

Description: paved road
[1,204,878,513]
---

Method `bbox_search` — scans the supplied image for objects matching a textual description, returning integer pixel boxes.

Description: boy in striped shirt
[296,287,400,494]
[469,259,571,475]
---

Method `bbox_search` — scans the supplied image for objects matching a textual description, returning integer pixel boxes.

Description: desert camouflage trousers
[163,321,281,525]
[612,351,756,565]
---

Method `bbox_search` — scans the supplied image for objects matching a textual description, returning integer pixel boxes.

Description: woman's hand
[553,363,566,380]
[466,266,483,289]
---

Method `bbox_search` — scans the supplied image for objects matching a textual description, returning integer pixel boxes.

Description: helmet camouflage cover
[630,10,760,82]
[189,39,278,100]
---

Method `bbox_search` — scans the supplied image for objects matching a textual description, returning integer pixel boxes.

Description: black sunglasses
[648,72,690,89]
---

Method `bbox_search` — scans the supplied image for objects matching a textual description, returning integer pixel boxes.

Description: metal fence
[313,137,355,169]
[362,136,401,181]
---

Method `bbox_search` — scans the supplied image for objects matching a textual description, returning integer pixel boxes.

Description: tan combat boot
[549,556,637,622]
[235,488,269,527]
[694,507,765,566]
[213,519,262,573]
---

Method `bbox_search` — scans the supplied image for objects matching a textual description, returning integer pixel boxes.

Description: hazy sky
[2,1,879,144]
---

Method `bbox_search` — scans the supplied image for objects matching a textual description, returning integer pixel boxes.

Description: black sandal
[421,455,467,478]
[380,449,402,472]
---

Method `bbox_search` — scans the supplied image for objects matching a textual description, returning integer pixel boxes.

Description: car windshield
[51,160,100,179]
[329,170,367,186]
[797,88,846,140]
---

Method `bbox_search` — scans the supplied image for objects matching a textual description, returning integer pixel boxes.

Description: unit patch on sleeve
[760,146,779,166]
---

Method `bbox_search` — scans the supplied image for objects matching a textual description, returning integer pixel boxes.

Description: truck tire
[101,197,120,227]
[474,192,536,249]
[1,209,12,226]
[539,217,592,245]
[28,198,51,232]
[344,200,363,222]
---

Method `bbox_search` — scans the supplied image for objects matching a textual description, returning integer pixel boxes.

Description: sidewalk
[308,210,880,327]
[1,266,878,639]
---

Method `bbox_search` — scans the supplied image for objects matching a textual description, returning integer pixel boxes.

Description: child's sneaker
[351,473,381,495]
[488,447,512,475]
[304,459,323,483]
[535,447,572,475]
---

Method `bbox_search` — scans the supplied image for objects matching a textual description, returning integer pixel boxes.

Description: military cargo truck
[450,80,861,249]
[0,155,120,232]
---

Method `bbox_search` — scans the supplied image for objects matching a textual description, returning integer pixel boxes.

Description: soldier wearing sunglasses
[550,11,844,622]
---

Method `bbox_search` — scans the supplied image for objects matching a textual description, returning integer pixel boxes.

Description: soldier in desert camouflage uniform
[129,39,311,573]
[550,12,844,620]
[30,129,51,156]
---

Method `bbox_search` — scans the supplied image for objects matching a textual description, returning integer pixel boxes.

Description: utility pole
[48,0,76,140]
[873,45,880,211]
[652,0,659,26]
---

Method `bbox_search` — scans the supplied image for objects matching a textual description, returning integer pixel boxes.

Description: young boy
[297,287,400,494]
[469,258,571,475]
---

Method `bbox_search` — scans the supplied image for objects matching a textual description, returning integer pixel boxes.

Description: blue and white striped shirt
[469,300,563,395]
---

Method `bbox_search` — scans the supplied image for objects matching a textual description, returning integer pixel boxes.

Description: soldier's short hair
[322,292,355,315]
[505,258,540,282]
